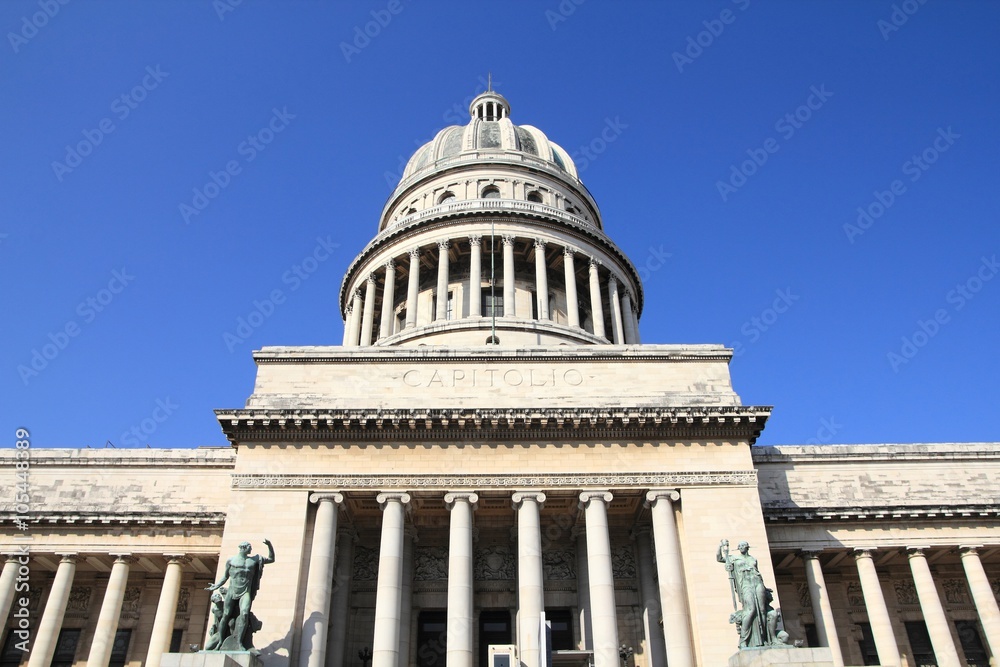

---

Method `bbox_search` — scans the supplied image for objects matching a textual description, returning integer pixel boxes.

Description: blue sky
[3,0,998,448]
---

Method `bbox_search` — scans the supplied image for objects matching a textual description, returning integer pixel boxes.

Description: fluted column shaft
[87,555,134,667]
[145,556,187,667]
[436,241,451,321]
[373,493,411,667]
[326,530,356,667]
[588,259,605,339]
[633,528,665,667]
[534,240,549,320]
[347,290,363,346]
[361,275,377,346]
[621,291,636,344]
[469,237,482,318]
[802,552,844,667]
[513,491,546,667]
[503,236,516,317]
[406,249,420,328]
[607,276,624,344]
[959,546,1000,658]
[907,548,960,667]
[574,529,592,650]
[853,550,899,667]
[563,249,580,328]
[301,493,345,667]
[379,261,397,339]
[0,556,20,631]
[28,555,78,667]
[646,490,693,667]
[580,491,618,667]
[446,493,478,667]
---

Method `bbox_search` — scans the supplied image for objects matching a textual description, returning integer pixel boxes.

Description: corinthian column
[645,490,693,667]
[512,491,546,667]
[361,274,377,346]
[579,491,618,667]
[347,289,363,346]
[502,236,516,317]
[469,236,482,318]
[607,276,623,344]
[373,492,411,667]
[588,258,605,339]
[563,248,580,328]
[534,239,549,320]
[406,248,420,329]
[853,549,899,667]
[632,527,665,667]
[436,240,451,321]
[445,493,478,667]
[87,555,136,667]
[801,551,844,667]
[959,546,1000,659]
[28,555,79,667]
[907,548,960,667]
[621,290,636,344]
[300,493,345,667]
[379,260,397,339]
[145,555,189,667]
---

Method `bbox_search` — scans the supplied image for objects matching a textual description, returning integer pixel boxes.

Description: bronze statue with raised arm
[206,538,275,652]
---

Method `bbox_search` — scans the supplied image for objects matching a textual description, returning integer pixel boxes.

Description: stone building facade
[1,91,998,667]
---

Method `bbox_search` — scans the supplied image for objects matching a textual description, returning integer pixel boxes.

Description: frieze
[177,587,190,613]
[894,579,919,606]
[27,587,42,611]
[353,546,379,581]
[474,545,515,580]
[414,547,448,581]
[543,549,576,580]
[846,581,864,608]
[121,586,142,619]
[612,545,636,579]
[66,586,92,615]
[942,578,969,605]
[232,470,757,490]
[797,582,812,608]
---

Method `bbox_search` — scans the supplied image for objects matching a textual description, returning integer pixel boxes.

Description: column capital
[563,247,576,258]
[366,273,378,284]
[512,490,546,508]
[345,303,354,315]
[607,274,618,286]
[800,549,823,560]
[579,490,613,508]
[164,554,191,567]
[384,258,396,271]
[352,288,363,300]
[310,492,345,505]
[376,492,411,510]
[534,238,547,250]
[110,554,139,565]
[501,234,515,247]
[589,257,602,269]
[906,546,930,558]
[468,235,482,247]
[852,547,876,560]
[437,239,450,250]
[958,545,984,555]
[409,247,421,258]
[56,553,81,564]
[644,489,680,506]
[444,492,479,510]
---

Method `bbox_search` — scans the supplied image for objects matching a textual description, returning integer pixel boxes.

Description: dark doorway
[479,610,512,667]
[417,610,448,667]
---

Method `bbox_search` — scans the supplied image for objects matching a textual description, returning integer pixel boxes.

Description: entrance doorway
[478,610,512,667]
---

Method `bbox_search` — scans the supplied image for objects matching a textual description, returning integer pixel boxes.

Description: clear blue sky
[3,1,998,448]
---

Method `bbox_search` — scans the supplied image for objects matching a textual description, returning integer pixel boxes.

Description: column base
[162,652,263,667]
[727,647,833,667]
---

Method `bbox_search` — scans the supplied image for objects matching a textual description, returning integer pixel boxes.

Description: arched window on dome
[526,191,543,204]
[438,191,456,205]
[481,186,501,199]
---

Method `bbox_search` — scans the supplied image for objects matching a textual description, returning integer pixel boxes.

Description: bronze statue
[717,539,790,649]
[206,539,275,652]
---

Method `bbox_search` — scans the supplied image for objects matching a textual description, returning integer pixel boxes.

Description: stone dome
[397,91,579,184]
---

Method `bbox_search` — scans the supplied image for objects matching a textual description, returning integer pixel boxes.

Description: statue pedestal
[161,652,262,667]
[728,647,834,667]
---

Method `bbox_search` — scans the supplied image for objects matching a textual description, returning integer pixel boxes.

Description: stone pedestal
[727,647,834,667]
[161,652,263,667]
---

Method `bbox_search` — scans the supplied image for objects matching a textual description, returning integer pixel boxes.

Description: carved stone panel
[67,586,92,615]
[177,587,191,613]
[27,587,42,612]
[846,581,865,608]
[414,547,448,581]
[796,582,812,608]
[894,579,919,606]
[121,586,142,620]
[612,545,636,579]
[543,550,576,580]
[353,546,379,581]
[942,578,969,605]
[475,545,515,580]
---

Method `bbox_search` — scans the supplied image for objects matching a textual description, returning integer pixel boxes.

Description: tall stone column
[145,555,188,667]
[502,236,516,317]
[361,274,378,346]
[853,549,899,667]
[959,546,1000,657]
[588,258,605,339]
[534,239,549,320]
[802,551,844,667]
[512,491,546,667]
[379,260,397,339]
[446,493,478,667]
[399,527,416,667]
[632,527,665,667]
[373,492,411,667]
[469,237,482,318]
[907,548,961,666]
[28,554,79,667]
[326,529,357,667]
[607,276,624,344]
[621,291,636,344]
[87,555,136,667]
[301,493,345,667]
[573,528,593,650]
[645,490,693,667]
[342,305,354,345]
[579,491,619,667]
[629,301,641,343]
[347,289,363,346]
[436,240,451,320]
[0,555,20,630]
[406,248,420,328]
[563,248,580,328]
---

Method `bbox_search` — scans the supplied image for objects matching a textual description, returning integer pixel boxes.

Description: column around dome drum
[502,236,516,317]
[534,239,549,321]
[405,248,420,329]
[607,275,623,344]
[379,260,396,340]
[588,258,605,339]
[436,240,450,322]
[564,248,580,328]
[469,236,482,318]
